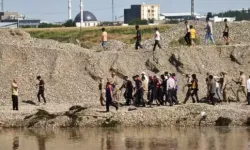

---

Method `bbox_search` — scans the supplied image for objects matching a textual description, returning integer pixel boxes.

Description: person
[164,72,169,80]
[184,74,199,103]
[247,75,250,105]
[105,81,118,112]
[166,74,177,106]
[98,78,105,106]
[223,19,230,45]
[183,74,192,104]
[148,76,155,107]
[208,75,216,105]
[190,25,197,46]
[134,75,144,107]
[110,72,118,89]
[141,72,149,85]
[221,72,230,102]
[134,25,143,50]
[119,76,133,105]
[37,76,46,104]
[153,27,161,51]
[11,79,19,111]
[101,28,108,49]
[184,21,191,46]
[190,74,199,103]
[205,19,215,45]
[161,74,167,105]
[141,76,148,105]
[214,75,223,102]
[171,73,179,104]
[235,71,247,102]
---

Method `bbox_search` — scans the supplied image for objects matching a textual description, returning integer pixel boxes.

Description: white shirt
[186,24,190,33]
[155,31,160,41]
[247,79,250,92]
[167,77,176,90]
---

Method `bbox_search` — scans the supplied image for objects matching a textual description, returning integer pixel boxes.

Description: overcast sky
[5,0,250,22]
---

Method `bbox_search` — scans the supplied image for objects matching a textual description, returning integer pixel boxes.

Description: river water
[0,127,249,150]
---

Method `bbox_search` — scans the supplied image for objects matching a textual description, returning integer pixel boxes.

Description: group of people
[184,18,230,46]
[11,76,47,111]
[99,70,250,112]
[101,19,230,51]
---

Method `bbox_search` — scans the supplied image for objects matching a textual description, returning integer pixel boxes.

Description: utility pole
[112,0,114,22]
[191,0,194,19]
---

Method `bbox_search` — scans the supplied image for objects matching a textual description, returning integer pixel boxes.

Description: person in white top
[153,27,161,51]
[247,75,250,105]
[166,74,177,106]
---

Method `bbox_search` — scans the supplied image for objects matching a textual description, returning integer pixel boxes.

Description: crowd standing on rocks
[99,70,250,112]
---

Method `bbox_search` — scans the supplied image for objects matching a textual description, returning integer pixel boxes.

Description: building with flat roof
[0,12,41,28]
[124,4,160,24]
[160,12,201,21]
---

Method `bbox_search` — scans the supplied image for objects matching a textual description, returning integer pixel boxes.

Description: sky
[5,0,250,22]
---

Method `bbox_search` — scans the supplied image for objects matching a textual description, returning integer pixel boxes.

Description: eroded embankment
[0,103,250,128]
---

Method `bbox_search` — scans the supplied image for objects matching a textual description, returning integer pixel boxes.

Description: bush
[129,18,148,25]
[170,37,202,46]
[64,19,76,27]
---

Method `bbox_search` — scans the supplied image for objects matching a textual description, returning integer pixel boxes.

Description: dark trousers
[135,89,145,107]
[184,88,192,104]
[153,40,161,51]
[191,89,199,103]
[168,89,177,106]
[124,90,133,105]
[12,95,18,110]
[209,93,215,105]
[173,89,179,104]
[248,92,250,105]
[106,98,118,112]
[135,41,143,50]
[37,90,46,103]
[184,32,191,45]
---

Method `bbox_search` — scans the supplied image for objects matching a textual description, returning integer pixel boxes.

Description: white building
[141,3,160,20]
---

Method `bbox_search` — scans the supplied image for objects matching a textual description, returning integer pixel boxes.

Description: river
[0,127,249,150]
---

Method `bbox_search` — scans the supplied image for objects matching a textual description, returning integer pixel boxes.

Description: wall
[76,21,99,27]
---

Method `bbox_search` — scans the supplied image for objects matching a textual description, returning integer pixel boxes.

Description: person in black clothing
[148,76,154,107]
[37,76,46,103]
[223,19,230,45]
[134,75,144,107]
[183,74,192,104]
[184,21,191,46]
[134,25,143,50]
[106,82,118,112]
[119,76,133,105]
[160,74,166,105]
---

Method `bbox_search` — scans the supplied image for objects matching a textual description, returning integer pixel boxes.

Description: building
[160,12,201,21]
[74,11,100,27]
[124,3,160,24]
[198,16,236,22]
[0,12,41,28]
[0,22,17,29]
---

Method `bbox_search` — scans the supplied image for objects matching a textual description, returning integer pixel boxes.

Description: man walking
[208,75,216,105]
[205,19,215,45]
[106,81,118,112]
[153,27,161,51]
[184,21,191,46]
[167,74,177,106]
[11,79,19,111]
[99,78,105,106]
[221,72,230,102]
[223,19,230,45]
[184,74,199,103]
[101,28,108,50]
[119,76,133,105]
[37,76,46,104]
[134,25,143,50]
[235,71,247,102]
[247,75,250,105]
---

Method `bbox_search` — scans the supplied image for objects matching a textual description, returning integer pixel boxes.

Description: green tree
[128,18,148,25]
[63,19,76,27]
[38,23,62,28]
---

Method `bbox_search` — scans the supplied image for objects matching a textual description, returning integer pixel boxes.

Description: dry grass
[25,25,170,49]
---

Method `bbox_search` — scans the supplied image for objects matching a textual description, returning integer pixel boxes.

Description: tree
[38,23,62,28]
[63,19,76,27]
[206,12,213,20]
[128,18,148,25]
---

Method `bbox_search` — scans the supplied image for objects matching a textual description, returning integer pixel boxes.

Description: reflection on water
[0,127,250,150]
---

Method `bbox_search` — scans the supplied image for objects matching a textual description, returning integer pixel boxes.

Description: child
[190,25,197,46]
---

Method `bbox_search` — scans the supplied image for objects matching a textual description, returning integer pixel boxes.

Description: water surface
[0,127,249,150]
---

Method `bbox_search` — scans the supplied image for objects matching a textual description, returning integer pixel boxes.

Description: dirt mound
[143,21,250,48]
[0,23,249,105]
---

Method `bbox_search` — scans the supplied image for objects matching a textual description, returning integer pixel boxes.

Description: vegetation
[128,18,148,25]
[63,19,76,27]
[38,23,62,28]
[214,9,250,21]
[25,25,169,49]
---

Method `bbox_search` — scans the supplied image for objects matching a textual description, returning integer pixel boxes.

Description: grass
[24,25,170,49]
